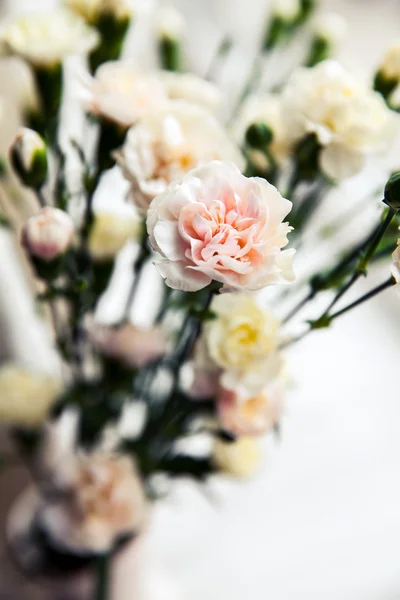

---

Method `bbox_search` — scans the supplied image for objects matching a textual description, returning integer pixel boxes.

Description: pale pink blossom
[89,322,167,368]
[115,101,244,216]
[217,379,284,436]
[147,161,295,293]
[40,452,147,554]
[21,207,74,262]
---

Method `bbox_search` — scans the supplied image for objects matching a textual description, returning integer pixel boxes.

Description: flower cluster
[1,0,400,582]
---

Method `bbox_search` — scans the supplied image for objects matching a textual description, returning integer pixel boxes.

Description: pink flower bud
[89,322,167,368]
[21,207,74,262]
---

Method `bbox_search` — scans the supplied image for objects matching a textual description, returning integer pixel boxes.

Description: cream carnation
[81,61,168,128]
[40,452,147,554]
[205,293,280,370]
[234,93,292,164]
[0,364,62,426]
[160,72,222,113]
[65,0,133,24]
[147,161,295,293]
[217,379,284,436]
[0,11,99,68]
[379,41,400,82]
[89,211,140,261]
[21,207,75,262]
[282,60,395,179]
[116,102,244,215]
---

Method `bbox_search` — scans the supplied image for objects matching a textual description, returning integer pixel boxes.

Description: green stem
[94,553,110,600]
[282,289,315,325]
[328,276,395,322]
[321,206,396,316]
[119,221,150,324]
[206,36,233,81]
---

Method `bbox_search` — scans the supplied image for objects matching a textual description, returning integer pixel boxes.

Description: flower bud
[156,6,186,41]
[270,0,301,20]
[212,436,261,478]
[10,128,48,190]
[156,7,186,71]
[245,123,274,149]
[312,12,347,45]
[384,172,400,210]
[21,207,75,262]
[89,211,140,261]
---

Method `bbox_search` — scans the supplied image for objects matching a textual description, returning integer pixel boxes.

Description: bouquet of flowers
[0,0,400,597]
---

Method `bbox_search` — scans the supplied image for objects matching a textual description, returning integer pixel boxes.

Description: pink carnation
[218,380,284,436]
[147,161,295,292]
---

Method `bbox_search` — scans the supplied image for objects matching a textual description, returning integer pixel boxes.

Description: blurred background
[0,0,400,599]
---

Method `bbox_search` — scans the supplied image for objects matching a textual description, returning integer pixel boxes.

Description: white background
[1,1,400,599]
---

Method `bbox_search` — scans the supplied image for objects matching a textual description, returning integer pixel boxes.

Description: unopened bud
[245,123,274,149]
[312,12,347,45]
[156,6,186,41]
[10,128,48,190]
[21,207,75,262]
[384,171,400,210]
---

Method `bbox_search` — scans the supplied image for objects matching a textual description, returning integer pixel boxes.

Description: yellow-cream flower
[282,60,395,180]
[89,211,140,261]
[0,11,99,68]
[0,364,62,427]
[204,294,283,397]
[212,436,261,478]
[40,452,147,554]
[65,0,133,24]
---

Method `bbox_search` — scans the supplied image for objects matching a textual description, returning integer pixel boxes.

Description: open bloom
[89,211,140,261]
[0,364,62,426]
[65,0,133,24]
[147,161,295,292]
[282,60,395,179]
[0,11,99,68]
[234,93,292,165]
[81,61,168,128]
[21,207,75,262]
[116,102,244,215]
[40,452,147,554]
[217,379,284,436]
[205,293,280,372]
[89,322,167,368]
[203,293,283,397]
